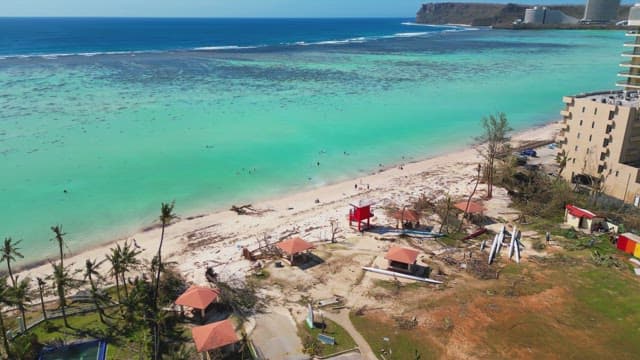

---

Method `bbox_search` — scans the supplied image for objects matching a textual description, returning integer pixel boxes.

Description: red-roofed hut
[454,201,485,215]
[564,204,606,233]
[385,246,420,274]
[191,319,239,359]
[276,237,315,265]
[349,199,375,231]
[390,208,421,229]
[175,285,220,318]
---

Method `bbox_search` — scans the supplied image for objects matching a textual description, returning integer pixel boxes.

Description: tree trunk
[38,286,47,320]
[0,312,10,358]
[18,305,27,333]
[114,274,122,304]
[121,273,129,299]
[7,262,15,288]
[89,275,106,325]
[60,298,69,328]
[153,224,166,360]
[457,164,482,233]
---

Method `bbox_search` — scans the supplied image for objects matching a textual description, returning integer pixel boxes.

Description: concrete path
[251,309,309,360]
[323,309,376,360]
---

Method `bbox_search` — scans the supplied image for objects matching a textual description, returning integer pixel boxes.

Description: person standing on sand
[545,231,550,244]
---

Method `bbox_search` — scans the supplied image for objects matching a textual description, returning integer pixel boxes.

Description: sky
[1,0,636,18]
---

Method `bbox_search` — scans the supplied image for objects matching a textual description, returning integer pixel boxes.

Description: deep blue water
[0,17,454,56]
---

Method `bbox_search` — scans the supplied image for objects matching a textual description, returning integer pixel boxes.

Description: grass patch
[350,311,438,359]
[373,279,425,293]
[297,318,356,357]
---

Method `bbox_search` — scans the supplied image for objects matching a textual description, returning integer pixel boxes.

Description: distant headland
[416,2,631,29]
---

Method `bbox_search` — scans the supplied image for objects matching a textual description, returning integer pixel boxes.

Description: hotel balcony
[621,51,640,58]
[560,110,571,118]
[625,31,640,37]
[620,61,640,68]
[562,96,574,105]
[616,82,640,89]
[618,71,640,79]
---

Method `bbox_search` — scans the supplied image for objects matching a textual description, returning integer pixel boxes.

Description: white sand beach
[14,121,561,288]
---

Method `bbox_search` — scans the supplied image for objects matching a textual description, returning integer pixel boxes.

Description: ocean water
[0,18,625,265]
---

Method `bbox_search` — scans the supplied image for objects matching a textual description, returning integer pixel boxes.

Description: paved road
[252,310,309,360]
[323,309,375,360]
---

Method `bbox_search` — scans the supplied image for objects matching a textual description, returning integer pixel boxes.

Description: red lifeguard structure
[349,199,375,232]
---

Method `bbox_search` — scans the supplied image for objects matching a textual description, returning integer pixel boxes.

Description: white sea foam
[192,45,261,51]
[393,32,431,37]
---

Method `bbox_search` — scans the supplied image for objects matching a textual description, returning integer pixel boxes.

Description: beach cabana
[564,204,605,233]
[349,199,375,231]
[276,237,315,265]
[191,319,239,360]
[454,201,485,215]
[175,285,220,318]
[385,246,420,274]
[391,209,420,229]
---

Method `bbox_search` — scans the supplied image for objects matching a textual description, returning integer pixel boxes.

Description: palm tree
[556,150,571,180]
[119,240,141,299]
[50,225,66,268]
[106,246,124,306]
[0,276,15,357]
[36,277,47,321]
[84,259,107,324]
[12,277,31,333]
[153,201,176,360]
[1,237,23,287]
[51,262,70,328]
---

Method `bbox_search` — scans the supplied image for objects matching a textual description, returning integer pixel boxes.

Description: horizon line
[0,16,415,19]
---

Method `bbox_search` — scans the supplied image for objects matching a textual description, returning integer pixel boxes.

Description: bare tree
[457,164,482,233]
[476,113,512,199]
[328,219,340,243]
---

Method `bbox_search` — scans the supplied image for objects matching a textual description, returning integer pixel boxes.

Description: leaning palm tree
[556,150,572,180]
[50,225,66,268]
[51,262,70,328]
[36,277,47,320]
[84,259,107,324]
[153,201,176,360]
[12,277,31,333]
[0,276,15,357]
[106,245,124,306]
[1,237,23,287]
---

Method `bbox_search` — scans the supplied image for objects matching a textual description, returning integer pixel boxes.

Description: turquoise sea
[0,18,626,265]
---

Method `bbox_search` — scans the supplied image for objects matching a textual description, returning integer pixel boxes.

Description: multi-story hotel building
[558,5,640,205]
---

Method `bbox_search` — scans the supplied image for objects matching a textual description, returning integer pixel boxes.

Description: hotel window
[577,132,581,139]
[594,108,598,115]
[575,145,578,151]
[600,152,606,161]
[603,139,609,147]
[586,148,590,154]
[606,124,612,134]
[589,134,592,142]
[608,110,615,120]
[582,106,586,113]
[597,165,605,174]
[616,170,620,177]
[579,120,583,126]
[572,158,576,164]
[591,121,595,128]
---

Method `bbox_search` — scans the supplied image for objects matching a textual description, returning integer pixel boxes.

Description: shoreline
[14,120,561,285]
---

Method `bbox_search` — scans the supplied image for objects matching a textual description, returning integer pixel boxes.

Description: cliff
[416,3,630,27]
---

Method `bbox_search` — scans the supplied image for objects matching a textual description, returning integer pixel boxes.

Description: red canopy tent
[191,319,239,358]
